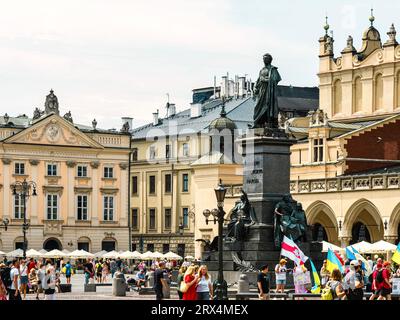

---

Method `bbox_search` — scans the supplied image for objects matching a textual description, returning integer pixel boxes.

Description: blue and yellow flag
[392,243,400,265]
[326,248,344,273]
[310,259,321,294]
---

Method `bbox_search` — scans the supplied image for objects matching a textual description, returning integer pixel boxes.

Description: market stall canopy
[119,251,141,259]
[69,249,94,259]
[351,241,373,253]
[44,249,66,258]
[141,251,155,260]
[94,250,107,258]
[152,251,164,259]
[131,251,143,259]
[6,249,24,258]
[321,241,344,253]
[0,250,6,256]
[185,255,195,260]
[26,249,42,258]
[369,240,398,253]
[163,251,183,260]
[62,249,71,255]
[39,249,48,254]
[102,250,120,259]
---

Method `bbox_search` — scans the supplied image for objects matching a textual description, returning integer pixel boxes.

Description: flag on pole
[391,243,400,265]
[310,259,321,294]
[346,247,356,261]
[354,253,372,276]
[326,248,344,273]
[280,236,309,266]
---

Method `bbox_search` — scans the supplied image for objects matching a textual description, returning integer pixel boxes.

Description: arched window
[396,224,400,245]
[354,77,363,113]
[374,74,383,111]
[350,222,371,244]
[333,80,342,115]
[312,223,328,241]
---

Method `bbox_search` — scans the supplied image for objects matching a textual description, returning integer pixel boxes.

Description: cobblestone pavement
[23,273,179,300]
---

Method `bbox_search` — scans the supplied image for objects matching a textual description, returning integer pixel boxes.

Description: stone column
[66,161,77,225]
[2,158,11,221]
[339,236,352,248]
[29,159,40,225]
[91,161,100,227]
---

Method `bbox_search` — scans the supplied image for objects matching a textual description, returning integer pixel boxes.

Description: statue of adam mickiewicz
[253,53,282,128]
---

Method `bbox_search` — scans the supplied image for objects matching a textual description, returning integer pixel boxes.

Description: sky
[1,0,400,130]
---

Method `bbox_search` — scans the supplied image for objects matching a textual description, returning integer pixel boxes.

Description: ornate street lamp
[202,179,228,300]
[11,179,37,259]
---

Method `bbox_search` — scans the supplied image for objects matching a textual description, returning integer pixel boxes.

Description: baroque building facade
[287,14,400,248]
[0,91,131,253]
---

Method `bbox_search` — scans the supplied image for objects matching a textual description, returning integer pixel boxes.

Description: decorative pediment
[4,114,103,149]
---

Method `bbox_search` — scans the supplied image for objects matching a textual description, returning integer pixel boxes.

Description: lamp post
[202,179,228,300]
[11,179,37,259]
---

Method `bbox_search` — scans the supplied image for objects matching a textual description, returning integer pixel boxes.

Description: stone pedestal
[204,129,324,280]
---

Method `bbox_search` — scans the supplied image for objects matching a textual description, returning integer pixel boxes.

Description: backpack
[0,267,12,288]
[321,282,333,300]
[376,270,384,284]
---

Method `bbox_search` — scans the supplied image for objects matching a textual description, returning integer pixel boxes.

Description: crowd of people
[256,255,400,300]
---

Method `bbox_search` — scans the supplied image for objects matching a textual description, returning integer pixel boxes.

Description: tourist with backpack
[343,260,364,300]
[378,261,392,300]
[369,262,383,300]
[322,269,346,300]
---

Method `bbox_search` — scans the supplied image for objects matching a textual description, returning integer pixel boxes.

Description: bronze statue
[63,111,73,123]
[33,107,44,120]
[226,189,257,242]
[45,89,60,115]
[253,53,282,128]
[121,121,130,133]
[274,194,308,247]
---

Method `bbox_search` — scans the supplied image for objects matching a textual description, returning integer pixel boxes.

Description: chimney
[152,109,159,126]
[169,103,176,117]
[190,103,202,118]
[238,76,246,97]
[121,117,133,130]
[221,76,228,97]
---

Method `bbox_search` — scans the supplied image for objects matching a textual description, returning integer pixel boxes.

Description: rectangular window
[14,194,24,219]
[183,207,189,228]
[149,146,156,160]
[182,143,189,157]
[77,195,88,220]
[132,176,138,195]
[47,194,58,220]
[147,243,154,252]
[132,243,137,251]
[104,167,114,178]
[15,163,25,175]
[149,208,156,230]
[132,148,138,162]
[165,174,172,193]
[177,244,185,258]
[313,139,324,163]
[77,165,88,177]
[166,144,171,159]
[47,164,57,176]
[163,244,170,254]
[149,175,156,194]
[182,174,189,192]
[103,196,114,221]
[164,208,171,229]
[132,208,138,230]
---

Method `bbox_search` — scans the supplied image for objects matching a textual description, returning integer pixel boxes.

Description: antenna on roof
[165,93,170,118]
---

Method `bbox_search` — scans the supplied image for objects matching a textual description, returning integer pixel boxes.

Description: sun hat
[350,260,359,267]
[383,261,391,267]
[280,259,287,264]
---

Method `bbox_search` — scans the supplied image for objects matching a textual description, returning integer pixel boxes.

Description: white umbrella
[44,249,66,258]
[141,251,154,260]
[119,251,137,259]
[103,250,120,259]
[185,255,195,260]
[369,240,398,253]
[131,251,143,259]
[351,241,373,253]
[321,241,344,253]
[94,250,107,258]
[69,249,94,259]
[26,249,42,258]
[152,251,164,259]
[0,250,5,256]
[39,249,48,254]
[62,249,71,255]
[6,249,24,258]
[163,251,183,260]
